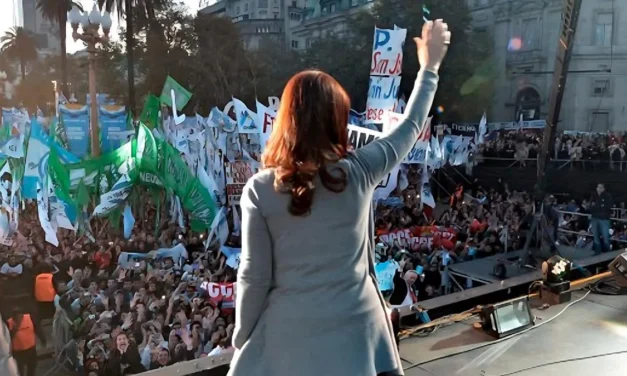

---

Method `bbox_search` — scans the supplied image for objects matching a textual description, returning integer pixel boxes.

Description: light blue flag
[23,118,50,199]
[123,204,135,239]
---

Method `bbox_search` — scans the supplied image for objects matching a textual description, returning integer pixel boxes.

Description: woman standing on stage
[229,20,450,376]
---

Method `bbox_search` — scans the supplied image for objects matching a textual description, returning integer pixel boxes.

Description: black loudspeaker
[609,251,627,288]
[480,296,535,339]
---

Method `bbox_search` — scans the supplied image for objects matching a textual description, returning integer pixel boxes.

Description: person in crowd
[589,183,614,254]
[1,254,23,277]
[105,332,144,376]
[7,306,46,376]
[0,313,18,376]
[229,19,449,376]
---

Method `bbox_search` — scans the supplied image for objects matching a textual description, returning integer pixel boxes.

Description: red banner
[377,226,457,252]
[200,282,236,312]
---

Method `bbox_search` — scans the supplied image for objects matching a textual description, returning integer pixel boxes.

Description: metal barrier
[556,209,627,244]
[138,352,233,376]
[477,156,627,171]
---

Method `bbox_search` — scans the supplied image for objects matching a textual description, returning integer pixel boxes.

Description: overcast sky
[0,0,200,53]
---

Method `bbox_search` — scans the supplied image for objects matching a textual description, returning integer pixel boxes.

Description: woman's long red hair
[262,70,350,216]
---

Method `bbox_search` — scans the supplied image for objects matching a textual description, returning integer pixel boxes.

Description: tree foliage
[36,0,83,96]
[1,27,38,79]
[86,0,493,122]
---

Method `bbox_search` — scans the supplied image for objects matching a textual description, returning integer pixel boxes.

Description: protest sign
[59,104,90,158]
[99,106,132,153]
[370,27,406,77]
[377,226,457,252]
[347,125,398,198]
[449,123,478,138]
[365,76,401,124]
[200,282,237,312]
[225,161,258,204]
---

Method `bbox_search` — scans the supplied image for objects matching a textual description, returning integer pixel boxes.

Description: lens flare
[436,105,445,114]
[508,37,523,51]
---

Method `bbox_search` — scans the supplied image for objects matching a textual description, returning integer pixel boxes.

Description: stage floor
[448,246,622,285]
[400,290,627,376]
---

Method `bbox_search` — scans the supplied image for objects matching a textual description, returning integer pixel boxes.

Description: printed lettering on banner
[449,124,478,137]
[139,172,163,186]
[377,226,457,252]
[365,76,401,125]
[347,125,395,193]
[200,282,237,310]
[370,27,406,77]
[225,161,259,204]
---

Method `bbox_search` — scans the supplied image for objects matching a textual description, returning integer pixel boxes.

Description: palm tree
[97,0,167,116]
[36,0,83,97]
[0,27,38,80]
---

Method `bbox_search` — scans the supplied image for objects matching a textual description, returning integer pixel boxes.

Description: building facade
[200,0,626,131]
[289,0,372,49]
[19,0,60,53]
[469,0,625,131]
[199,0,307,50]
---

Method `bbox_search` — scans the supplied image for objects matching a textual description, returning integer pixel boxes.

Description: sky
[0,0,200,53]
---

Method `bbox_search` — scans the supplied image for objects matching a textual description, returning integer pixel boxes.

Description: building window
[292,0,297,6]
[330,3,336,12]
[520,18,536,50]
[592,78,611,96]
[350,0,358,6]
[259,10,267,17]
[236,5,240,14]
[595,12,613,47]
[290,13,301,21]
[322,6,327,14]
[291,40,299,49]
[244,3,248,11]
[274,12,279,18]
[590,110,610,132]
[259,0,268,8]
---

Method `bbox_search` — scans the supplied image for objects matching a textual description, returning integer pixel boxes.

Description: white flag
[0,135,24,158]
[36,182,59,246]
[420,166,435,208]
[93,174,133,217]
[232,203,241,237]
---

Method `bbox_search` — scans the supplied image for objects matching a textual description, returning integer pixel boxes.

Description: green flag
[140,94,161,129]
[160,76,192,111]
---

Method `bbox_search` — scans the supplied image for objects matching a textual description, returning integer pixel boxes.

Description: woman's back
[229,20,450,376]
[244,159,381,319]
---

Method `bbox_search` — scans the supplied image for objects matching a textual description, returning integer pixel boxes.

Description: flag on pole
[420,165,436,208]
[160,76,192,111]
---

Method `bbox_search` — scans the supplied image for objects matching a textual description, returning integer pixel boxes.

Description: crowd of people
[373,164,625,304]
[474,129,627,169]
[0,191,238,376]
[0,132,624,376]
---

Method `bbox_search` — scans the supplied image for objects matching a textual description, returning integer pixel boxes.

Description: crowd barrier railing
[556,209,627,244]
[138,352,233,376]
[476,156,627,171]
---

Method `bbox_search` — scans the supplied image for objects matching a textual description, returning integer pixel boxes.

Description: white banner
[370,27,406,77]
[256,100,276,153]
[233,97,259,134]
[93,174,133,217]
[36,182,59,246]
[364,76,401,124]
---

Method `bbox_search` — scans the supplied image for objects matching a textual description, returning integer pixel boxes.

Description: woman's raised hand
[414,19,451,73]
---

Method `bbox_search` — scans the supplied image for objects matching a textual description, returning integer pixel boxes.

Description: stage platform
[448,246,619,285]
[396,248,622,318]
[400,290,627,376]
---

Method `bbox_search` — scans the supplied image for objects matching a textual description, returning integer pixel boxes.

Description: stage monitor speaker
[608,251,627,288]
[480,296,535,339]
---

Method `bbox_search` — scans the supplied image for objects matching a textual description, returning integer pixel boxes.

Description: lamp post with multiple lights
[67,5,112,157]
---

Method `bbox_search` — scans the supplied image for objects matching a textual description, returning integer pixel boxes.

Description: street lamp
[68,5,112,157]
